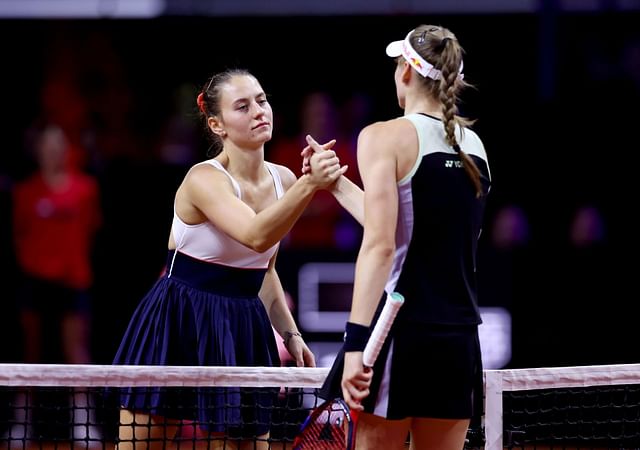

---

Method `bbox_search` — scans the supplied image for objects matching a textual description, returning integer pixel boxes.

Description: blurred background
[0,0,638,372]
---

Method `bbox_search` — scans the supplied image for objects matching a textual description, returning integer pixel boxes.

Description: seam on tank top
[169,213,189,278]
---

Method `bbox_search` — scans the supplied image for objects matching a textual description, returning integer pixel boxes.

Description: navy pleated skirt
[113,250,280,436]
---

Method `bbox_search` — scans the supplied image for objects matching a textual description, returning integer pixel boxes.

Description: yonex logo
[445,160,463,168]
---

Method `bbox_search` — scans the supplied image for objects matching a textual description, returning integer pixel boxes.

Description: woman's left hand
[286,334,316,367]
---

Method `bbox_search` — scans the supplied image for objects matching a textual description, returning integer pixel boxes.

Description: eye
[236,104,249,111]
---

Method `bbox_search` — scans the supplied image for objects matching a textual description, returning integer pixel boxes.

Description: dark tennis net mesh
[0,364,328,450]
[0,363,488,449]
[484,364,640,450]
[10,363,640,450]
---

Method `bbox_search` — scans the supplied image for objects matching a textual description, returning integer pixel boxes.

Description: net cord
[0,363,330,388]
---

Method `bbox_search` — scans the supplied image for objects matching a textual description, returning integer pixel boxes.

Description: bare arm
[259,251,316,367]
[329,175,364,226]
[341,122,400,410]
[305,135,364,226]
[350,124,399,326]
[177,150,346,253]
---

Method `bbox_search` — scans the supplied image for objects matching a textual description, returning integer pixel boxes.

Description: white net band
[0,363,330,387]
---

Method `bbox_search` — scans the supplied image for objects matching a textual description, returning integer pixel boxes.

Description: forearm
[247,175,317,252]
[265,277,314,367]
[350,242,395,326]
[269,300,299,338]
[259,268,298,336]
[330,176,364,226]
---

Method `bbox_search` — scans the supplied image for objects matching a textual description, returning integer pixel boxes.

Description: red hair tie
[196,92,206,114]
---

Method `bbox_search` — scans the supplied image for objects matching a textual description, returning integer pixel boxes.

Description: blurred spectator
[334,92,373,248]
[156,83,199,171]
[478,204,531,369]
[563,205,614,364]
[479,204,530,311]
[7,124,102,442]
[569,205,606,249]
[340,91,374,167]
[491,204,530,250]
[40,36,92,170]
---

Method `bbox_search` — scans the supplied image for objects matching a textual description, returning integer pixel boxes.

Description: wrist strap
[343,321,370,352]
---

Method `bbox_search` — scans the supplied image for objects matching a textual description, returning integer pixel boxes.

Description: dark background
[0,5,638,370]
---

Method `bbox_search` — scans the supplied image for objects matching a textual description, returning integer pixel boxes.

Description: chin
[259,130,273,143]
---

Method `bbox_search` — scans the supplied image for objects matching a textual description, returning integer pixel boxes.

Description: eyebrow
[231,92,266,107]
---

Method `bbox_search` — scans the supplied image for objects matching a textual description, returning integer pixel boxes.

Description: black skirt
[320,313,482,421]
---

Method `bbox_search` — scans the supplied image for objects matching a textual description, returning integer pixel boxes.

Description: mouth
[252,122,270,130]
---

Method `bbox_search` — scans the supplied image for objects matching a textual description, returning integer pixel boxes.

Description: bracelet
[283,330,302,347]
[343,321,370,352]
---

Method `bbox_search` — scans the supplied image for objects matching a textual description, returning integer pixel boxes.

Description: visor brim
[385,40,403,57]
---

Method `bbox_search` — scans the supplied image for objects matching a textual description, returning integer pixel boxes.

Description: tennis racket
[292,292,405,450]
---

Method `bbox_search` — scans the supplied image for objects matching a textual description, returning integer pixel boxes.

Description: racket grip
[362,292,404,367]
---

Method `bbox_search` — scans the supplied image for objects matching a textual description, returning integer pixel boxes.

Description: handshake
[300,134,347,181]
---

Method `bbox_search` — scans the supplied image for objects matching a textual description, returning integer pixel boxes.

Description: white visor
[385,30,463,81]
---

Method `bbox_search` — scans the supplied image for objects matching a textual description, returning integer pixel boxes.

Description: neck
[41,167,69,189]
[218,144,266,182]
[404,95,442,118]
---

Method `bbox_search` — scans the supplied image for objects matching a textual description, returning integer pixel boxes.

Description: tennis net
[485,363,640,449]
[0,364,328,449]
[2,363,640,449]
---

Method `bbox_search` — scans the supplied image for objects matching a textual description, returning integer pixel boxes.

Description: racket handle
[362,292,404,367]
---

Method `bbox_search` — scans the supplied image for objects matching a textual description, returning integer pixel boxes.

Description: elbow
[362,239,395,261]
[378,244,396,261]
[253,242,273,253]
[242,224,281,253]
[246,235,276,253]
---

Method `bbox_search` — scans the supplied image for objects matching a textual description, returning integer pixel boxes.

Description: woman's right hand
[341,351,373,411]
[304,135,347,188]
[301,135,336,174]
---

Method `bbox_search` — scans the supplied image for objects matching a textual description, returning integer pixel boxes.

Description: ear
[400,61,413,84]
[207,116,226,137]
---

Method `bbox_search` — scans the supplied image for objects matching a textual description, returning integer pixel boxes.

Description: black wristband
[343,321,370,352]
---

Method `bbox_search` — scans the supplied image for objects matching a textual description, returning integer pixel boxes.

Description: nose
[252,101,266,117]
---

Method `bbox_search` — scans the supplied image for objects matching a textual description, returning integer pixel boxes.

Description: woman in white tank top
[113,69,349,450]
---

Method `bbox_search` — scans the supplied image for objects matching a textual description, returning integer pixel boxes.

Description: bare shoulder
[358,118,414,153]
[182,161,234,195]
[267,161,297,190]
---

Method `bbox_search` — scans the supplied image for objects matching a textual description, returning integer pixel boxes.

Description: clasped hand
[301,135,347,183]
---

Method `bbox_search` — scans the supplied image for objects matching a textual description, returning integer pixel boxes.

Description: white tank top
[170,159,284,269]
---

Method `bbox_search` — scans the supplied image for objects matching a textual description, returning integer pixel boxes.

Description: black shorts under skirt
[320,315,482,421]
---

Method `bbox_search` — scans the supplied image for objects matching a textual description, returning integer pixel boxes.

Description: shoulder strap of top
[203,159,242,198]
[398,113,430,185]
[403,113,431,156]
[264,162,285,199]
